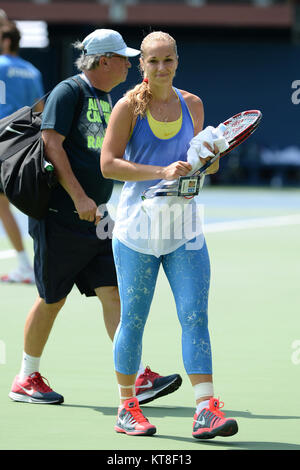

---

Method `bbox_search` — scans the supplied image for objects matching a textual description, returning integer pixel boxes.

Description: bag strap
[31,75,84,116]
[31,90,51,110]
[70,77,84,126]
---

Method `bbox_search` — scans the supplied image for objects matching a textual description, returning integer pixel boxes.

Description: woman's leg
[163,237,238,439]
[162,238,213,404]
[112,238,160,435]
[112,238,161,382]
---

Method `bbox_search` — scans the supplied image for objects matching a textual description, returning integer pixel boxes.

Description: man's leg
[0,194,34,283]
[95,285,120,341]
[95,285,147,376]
[24,296,66,357]
[9,296,65,404]
[0,193,24,252]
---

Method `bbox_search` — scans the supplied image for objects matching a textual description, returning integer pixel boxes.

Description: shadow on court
[60,403,300,449]
[60,404,300,450]
[62,403,300,421]
[6,401,300,450]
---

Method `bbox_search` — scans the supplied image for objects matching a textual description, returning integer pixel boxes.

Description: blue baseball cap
[82,29,140,57]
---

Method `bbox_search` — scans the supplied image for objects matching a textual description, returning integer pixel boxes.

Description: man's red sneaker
[135,366,182,405]
[9,372,64,404]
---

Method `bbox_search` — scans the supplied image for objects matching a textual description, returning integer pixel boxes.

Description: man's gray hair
[73,40,101,71]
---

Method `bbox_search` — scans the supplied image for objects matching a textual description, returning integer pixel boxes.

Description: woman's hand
[161,161,193,180]
[200,142,220,175]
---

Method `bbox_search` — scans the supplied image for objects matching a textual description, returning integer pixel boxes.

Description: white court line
[205,214,300,233]
[0,249,16,260]
[1,214,300,260]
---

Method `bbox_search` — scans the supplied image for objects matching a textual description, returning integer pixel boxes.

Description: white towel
[141,124,229,256]
[186,123,229,174]
[143,123,229,196]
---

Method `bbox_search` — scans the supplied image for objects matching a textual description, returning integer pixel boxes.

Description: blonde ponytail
[125,79,152,118]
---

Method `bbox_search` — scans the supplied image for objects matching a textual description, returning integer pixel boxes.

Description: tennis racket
[142,109,262,199]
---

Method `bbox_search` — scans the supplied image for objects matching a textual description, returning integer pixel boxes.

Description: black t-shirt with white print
[41,74,113,219]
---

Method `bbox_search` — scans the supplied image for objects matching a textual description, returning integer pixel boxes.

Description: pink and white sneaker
[9,372,64,404]
[135,366,182,405]
[115,397,156,436]
[192,397,238,439]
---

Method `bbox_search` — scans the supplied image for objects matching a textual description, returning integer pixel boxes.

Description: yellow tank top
[146,108,182,140]
[129,89,194,140]
[146,89,194,139]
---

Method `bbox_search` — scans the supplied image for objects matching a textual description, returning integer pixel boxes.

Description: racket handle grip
[197,152,220,175]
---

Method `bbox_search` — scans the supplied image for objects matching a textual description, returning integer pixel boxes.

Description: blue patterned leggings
[112,237,212,376]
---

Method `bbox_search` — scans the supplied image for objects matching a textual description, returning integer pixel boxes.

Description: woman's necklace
[151,89,180,122]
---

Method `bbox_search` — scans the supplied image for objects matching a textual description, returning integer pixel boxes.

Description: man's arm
[42,129,101,224]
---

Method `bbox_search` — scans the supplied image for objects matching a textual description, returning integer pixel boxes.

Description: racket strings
[224,114,258,142]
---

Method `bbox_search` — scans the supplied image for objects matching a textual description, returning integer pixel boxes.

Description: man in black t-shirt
[9,29,182,407]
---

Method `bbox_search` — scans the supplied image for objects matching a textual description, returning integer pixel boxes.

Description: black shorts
[29,212,117,304]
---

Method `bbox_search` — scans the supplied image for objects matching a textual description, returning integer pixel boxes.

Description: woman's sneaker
[192,397,238,440]
[115,397,156,436]
[9,372,64,404]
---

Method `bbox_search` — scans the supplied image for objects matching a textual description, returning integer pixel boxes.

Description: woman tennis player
[101,31,238,439]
